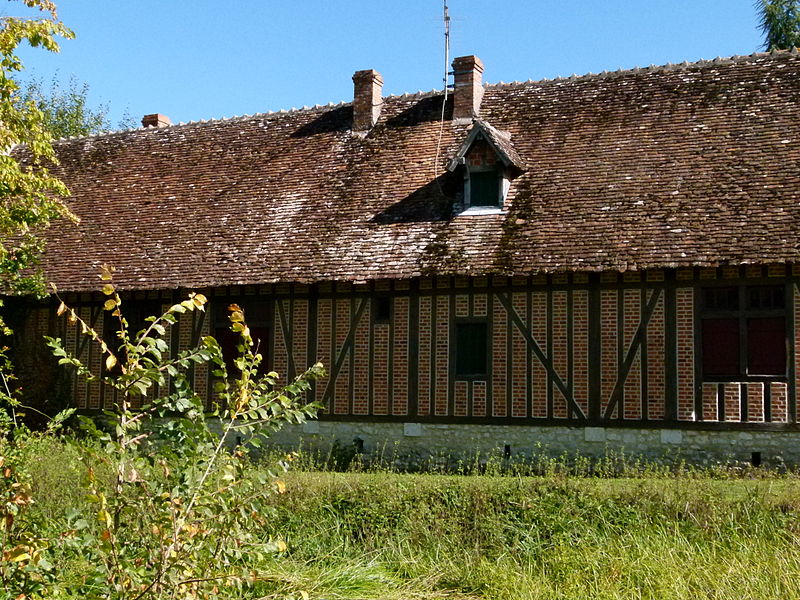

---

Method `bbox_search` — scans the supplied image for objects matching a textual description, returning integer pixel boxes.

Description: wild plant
[44,264,325,599]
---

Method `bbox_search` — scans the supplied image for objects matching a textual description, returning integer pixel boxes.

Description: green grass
[21,441,800,599]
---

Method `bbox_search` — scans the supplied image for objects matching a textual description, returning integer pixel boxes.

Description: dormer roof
[447,119,526,174]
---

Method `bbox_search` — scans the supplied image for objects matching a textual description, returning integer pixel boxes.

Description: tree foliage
[19,75,111,138]
[756,0,800,50]
[0,0,75,293]
[0,0,75,410]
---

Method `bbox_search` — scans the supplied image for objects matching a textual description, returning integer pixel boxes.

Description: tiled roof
[36,50,800,291]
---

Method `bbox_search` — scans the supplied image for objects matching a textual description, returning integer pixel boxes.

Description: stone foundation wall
[259,421,800,467]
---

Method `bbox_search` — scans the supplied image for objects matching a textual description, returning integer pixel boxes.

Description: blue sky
[10,1,766,127]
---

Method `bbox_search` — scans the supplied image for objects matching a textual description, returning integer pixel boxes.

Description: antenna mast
[443,0,451,100]
[433,0,451,184]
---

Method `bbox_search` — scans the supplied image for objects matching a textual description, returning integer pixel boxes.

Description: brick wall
[23,267,800,430]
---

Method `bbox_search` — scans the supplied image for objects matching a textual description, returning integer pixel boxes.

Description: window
[455,321,488,378]
[374,296,391,324]
[213,299,270,376]
[700,285,786,379]
[468,170,501,207]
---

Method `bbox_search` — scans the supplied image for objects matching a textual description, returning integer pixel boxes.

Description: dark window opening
[374,296,391,323]
[213,300,270,376]
[703,286,739,311]
[747,285,784,310]
[455,321,488,378]
[700,285,786,380]
[469,170,501,207]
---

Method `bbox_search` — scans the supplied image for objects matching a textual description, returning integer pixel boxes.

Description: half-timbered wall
[40,264,800,431]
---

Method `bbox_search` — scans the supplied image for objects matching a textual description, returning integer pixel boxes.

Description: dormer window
[447,120,525,216]
[467,166,503,208]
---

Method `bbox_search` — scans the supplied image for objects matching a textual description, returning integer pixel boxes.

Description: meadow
[18,436,800,600]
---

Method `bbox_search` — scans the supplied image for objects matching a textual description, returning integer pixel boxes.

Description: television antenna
[434,0,452,184]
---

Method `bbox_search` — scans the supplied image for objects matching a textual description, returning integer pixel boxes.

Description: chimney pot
[142,113,172,128]
[352,69,384,131]
[452,55,484,120]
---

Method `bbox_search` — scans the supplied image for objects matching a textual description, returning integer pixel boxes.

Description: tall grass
[23,440,800,599]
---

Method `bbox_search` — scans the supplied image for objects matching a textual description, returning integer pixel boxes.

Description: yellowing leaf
[98,509,112,528]
[4,546,31,562]
[101,284,115,296]
[99,264,115,281]
[56,302,67,316]
[275,479,286,494]
[103,298,117,311]
[275,540,287,552]
[105,354,117,370]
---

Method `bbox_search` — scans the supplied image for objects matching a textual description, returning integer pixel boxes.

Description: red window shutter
[747,317,786,376]
[702,318,739,377]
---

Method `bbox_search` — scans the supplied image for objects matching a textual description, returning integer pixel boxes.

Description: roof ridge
[50,100,353,144]
[485,48,799,90]
[50,88,455,145]
[49,48,800,145]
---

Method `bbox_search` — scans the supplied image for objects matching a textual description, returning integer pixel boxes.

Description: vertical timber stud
[265,288,275,375]
[408,279,420,417]
[466,280,474,417]
[546,284,554,419]
[349,296,356,415]
[288,287,296,380]
[693,283,704,421]
[368,282,375,415]
[640,287,649,420]
[567,285,574,420]
[486,288,494,415]
[307,284,318,406]
[448,283,456,418]
[506,286,513,419]
[329,292,336,414]
[388,281,395,415]
[787,281,796,423]
[526,284,533,419]
[588,274,602,423]
[616,286,624,420]
[664,281,678,422]
[429,289,437,414]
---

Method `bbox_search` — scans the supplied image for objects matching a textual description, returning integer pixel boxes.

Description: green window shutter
[470,171,500,207]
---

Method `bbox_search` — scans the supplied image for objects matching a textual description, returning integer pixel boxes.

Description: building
[14,51,800,463]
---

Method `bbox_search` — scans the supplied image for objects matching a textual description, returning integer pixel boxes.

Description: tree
[0,0,75,411]
[19,74,112,138]
[756,0,800,50]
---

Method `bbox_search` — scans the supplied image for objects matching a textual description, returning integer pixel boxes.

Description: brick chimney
[352,69,383,131]
[141,114,171,128]
[452,55,484,121]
